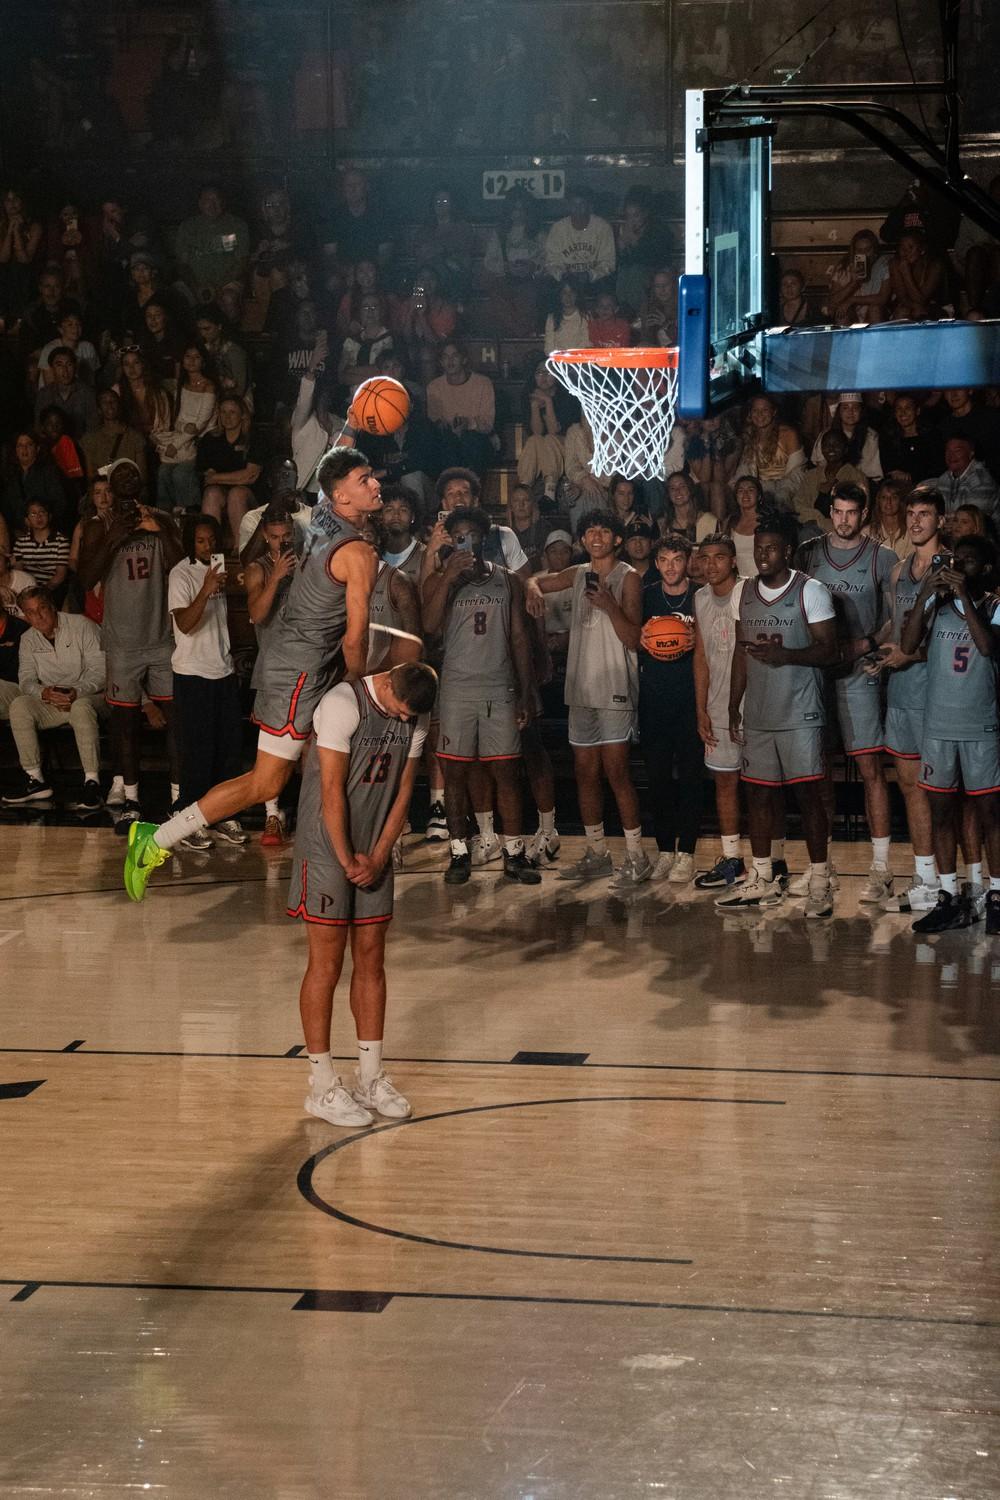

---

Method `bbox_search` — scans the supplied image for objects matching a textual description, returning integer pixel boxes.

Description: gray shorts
[830,674,884,757]
[253,665,335,744]
[106,645,173,707]
[883,705,923,760]
[742,725,824,787]
[438,688,520,762]
[287,847,395,925]
[568,705,637,747]
[919,736,1000,796]
[705,721,741,774]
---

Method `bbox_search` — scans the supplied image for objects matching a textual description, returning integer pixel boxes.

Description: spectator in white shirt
[543,280,591,354]
[167,515,247,850]
[544,189,616,285]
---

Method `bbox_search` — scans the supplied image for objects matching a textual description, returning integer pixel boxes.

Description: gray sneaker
[609,850,653,891]
[556,847,614,882]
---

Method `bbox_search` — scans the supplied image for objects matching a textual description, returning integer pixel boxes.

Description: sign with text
[482,170,565,201]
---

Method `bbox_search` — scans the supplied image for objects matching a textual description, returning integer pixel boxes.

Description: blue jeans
[157,460,202,513]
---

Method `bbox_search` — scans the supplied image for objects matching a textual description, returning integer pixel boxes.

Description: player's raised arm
[332,538,378,678]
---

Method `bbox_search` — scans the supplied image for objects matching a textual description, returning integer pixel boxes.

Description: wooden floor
[2,828,998,1499]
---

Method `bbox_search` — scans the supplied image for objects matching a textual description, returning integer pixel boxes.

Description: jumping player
[290,661,438,1126]
[421,507,541,886]
[124,448,381,900]
[901,535,1000,933]
[719,511,838,916]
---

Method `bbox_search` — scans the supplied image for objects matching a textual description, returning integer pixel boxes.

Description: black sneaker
[772,858,790,889]
[986,890,1000,936]
[68,779,103,812]
[2,774,54,805]
[912,890,971,934]
[694,856,746,890]
[502,849,542,885]
[114,799,143,836]
[444,851,471,885]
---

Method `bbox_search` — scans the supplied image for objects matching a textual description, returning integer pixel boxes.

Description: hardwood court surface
[2,828,998,1498]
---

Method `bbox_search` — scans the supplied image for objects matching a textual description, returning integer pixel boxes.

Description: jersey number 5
[362,751,392,784]
[953,645,971,673]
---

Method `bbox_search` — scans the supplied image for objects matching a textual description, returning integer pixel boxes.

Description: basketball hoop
[546,346,679,482]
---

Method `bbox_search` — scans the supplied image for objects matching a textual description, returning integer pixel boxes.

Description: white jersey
[564,562,638,711]
[694,579,744,726]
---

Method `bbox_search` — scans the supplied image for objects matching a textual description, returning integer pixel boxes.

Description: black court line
[61,1039,85,1052]
[3,1276,995,1329]
[0,876,276,902]
[299,1096,782,1266]
[0,1079,45,1100]
[0,1043,997,1084]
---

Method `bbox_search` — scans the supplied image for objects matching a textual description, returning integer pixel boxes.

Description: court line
[3,1277,996,1329]
[0,1043,996,1084]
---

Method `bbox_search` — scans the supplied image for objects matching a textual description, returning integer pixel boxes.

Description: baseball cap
[544,529,573,549]
[100,458,142,480]
[624,520,657,540]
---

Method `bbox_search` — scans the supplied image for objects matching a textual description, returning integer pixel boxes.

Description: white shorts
[568,705,637,747]
[257,727,307,762]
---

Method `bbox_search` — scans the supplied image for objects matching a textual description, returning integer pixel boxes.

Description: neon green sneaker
[124,821,171,902]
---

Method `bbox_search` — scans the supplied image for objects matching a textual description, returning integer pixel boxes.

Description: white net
[546,348,679,481]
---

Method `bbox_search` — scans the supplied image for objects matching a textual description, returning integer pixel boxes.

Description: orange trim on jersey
[435,751,477,762]
[105,696,141,708]
[741,772,825,787]
[148,694,173,703]
[286,908,392,926]
[920,780,1000,796]
[252,671,310,737]
[884,745,921,760]
[478,752,522,762]
[845,743,885,757]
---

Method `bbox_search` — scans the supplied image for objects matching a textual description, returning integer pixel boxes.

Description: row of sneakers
[1,772,103,811]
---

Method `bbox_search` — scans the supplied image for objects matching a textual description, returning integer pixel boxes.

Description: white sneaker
[105,779,126,808]
[213,819,249,846]
[392,841,404,872]
[804,877,834,919]
[859,865,894,904]
[668,851,695,885]
[966,882,987,924]
[304,1081,374,1127]
[527,828,561,866]
[652,851,675,880]
[471,831,503,866]
[881,879,938,913]
[714,869,784,909]
[788,863,839,897]
[352,1069,411,1119]
[425,800,448,840]
[609,850,653,891]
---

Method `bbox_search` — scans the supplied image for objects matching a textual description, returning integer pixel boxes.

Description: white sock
[155,801,209,851]
[265,798,280,817]
[990,876,1000,892]
[170,783,180,805]
[124,783,139,801]
[24,765,43,781]
[450,838,468,856]
[307,1051,335,1095]
[967,861,983,889]
[811,861,830,880]
[431,785,445,803]
[357,1039,383,1085]
[539,808,555,835]
[940,871,958,896]
[83,768,99,783]
[503,836,523,855]
[584,822,607,855]
[872,836,891,869]
[721,833,741,860]
[770,838,785,862]
[476,810,494,838]
[914,854,937,884]
[623,826,643,856]
[752,856,773,882]
[110,774,125,790]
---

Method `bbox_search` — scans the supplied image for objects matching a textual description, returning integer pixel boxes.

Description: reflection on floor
[2,829,998,1498]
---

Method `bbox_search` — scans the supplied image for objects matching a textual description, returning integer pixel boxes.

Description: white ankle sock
[170,783,180,805]
[155,802,208,851]
[307,1051,335,1095]
[357,1039,383,1085]
[940,871,958,895]
[721,833,741,859]
[431,786,444,803]
[124,783,139,801]
[584,822,607,855]
[539,809,555,835]
[265,798,280,817]
[968,861,983,889]
[623,827,643,855]
[811,861,830,880]
[872,836,891,868]
[914,854,937,883]
[110,775,125,791]
[83,768,99,783]
[476,810,494,838]
[450,838,468,856]
[990,876,1000,892]
[503,836,523,855]
[770,839,785,862]
[752,856,773,882]
[24,765,43,781]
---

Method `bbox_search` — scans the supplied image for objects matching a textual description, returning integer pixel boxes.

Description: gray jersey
[250,552,293,690]
[259,507,362,690]
[924,597,1000,740]
[441,563,514,698]
[694,580,743,726]
[801,534,895,679]
[740,571,825,731]
[886,556,928,712]
[294,680,416,864]
[367,562,407,672]
[102,532,171,652]
[565,562,638,711]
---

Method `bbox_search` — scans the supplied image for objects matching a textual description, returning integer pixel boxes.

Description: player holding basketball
[124,448,381,900]
[290,661,438,1126]
[718,511,838,917]
[422,508,541,886]
[901,534,1000,933]
[797,483,897,902]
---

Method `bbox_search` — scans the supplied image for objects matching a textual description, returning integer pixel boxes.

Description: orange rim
[547,346,679,369]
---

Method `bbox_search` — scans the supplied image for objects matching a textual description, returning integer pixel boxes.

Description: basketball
[640,613,694,661]
[349,376,411,436]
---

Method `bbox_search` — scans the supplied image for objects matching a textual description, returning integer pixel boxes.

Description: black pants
[639,698,704,855]
[173,673,243,807]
